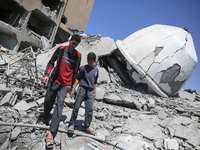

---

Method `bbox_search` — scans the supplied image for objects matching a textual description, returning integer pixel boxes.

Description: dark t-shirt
[77,65,99,89]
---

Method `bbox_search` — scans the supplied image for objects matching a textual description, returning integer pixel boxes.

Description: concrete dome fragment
[116,24,198,97]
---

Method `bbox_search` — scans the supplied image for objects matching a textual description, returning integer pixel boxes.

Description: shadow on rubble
[65,120,85,137]
[36,113,85,135]
[36,114,68,125]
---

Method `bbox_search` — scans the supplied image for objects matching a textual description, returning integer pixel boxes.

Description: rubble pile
[0,34,200,150]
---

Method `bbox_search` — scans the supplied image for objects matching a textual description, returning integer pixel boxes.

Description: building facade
[0,0,94,52]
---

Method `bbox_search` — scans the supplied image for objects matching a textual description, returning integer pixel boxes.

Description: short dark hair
[87,52,96,61]
[71,34,81,43]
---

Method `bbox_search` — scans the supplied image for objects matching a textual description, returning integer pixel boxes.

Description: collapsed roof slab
[0,0,28,29]
[53,27,70,45]
[18,41,41,52]
[116,24,198,97]
[42,0,62,12]
[28,9,56,40]
[17,0,59,21]
[0,25,18,51]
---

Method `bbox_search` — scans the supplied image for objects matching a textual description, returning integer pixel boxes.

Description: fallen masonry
[0,33,200,150]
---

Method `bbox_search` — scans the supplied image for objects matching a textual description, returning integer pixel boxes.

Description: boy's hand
[70,90,75,99]
[42,76,49,85]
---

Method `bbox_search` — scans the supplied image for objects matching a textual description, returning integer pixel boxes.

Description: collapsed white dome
[116,24,198,97]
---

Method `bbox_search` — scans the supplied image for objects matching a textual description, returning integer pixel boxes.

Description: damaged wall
[0,0,94,52]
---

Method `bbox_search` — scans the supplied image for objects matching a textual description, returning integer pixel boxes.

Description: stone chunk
[104,93,121,104]
[76,36,117,66]
[0,138,9,150]
[97,67,110,84]
[84,142,104,150]
[164,138,179,150]
[14,100,37,111]
[157,111,169,120]
[0,92,13,106]
[179,90,196,101]
[95,87,105,101]
[11,127,21,140]
[195,94,200,101]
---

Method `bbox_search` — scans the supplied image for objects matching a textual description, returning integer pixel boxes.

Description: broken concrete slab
[0,92,13,106]
[95,87,106,102]
[124,114,166,140]
[112,135,154,150]
[14,100,37,111]
[66,137,113,150]
[11,127,21,140]
[116,24,198,97]
[97,67,111,84]
[175,124,200,147]
[164,138,179,150]
[0,139,10,150]
[76,35,117,66]
[104,93,121,104]
[166,116,200,146]
[178,89,196,101]
[83,142,105,150]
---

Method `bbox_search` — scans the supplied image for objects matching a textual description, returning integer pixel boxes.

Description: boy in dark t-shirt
[68,52,99,135]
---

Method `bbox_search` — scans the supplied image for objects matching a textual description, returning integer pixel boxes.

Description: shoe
[84,128,95,135]
[45,130,54,148]
[68,125,74,133]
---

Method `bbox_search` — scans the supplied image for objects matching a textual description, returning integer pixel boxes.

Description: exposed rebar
[0,121,126,150]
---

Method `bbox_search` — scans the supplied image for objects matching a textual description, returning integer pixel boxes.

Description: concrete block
[95,87,105,101]
[164,138,179,150]
[179,90,196,101]
[0,92,13,106]
[84,142,104,150]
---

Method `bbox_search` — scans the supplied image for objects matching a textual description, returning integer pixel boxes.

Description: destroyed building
[0,0,95,52]
[0,34,200,150]
[115,25,198,97]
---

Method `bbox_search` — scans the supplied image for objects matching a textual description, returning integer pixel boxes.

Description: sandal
[37,118,48,125]
[68,125,74,133]
[45,130,54,148]
[84,128,95,135]
[38,121,45,125]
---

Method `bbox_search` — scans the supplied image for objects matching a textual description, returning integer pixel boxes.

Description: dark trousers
[43,81,70,133]
[70,86,94,128]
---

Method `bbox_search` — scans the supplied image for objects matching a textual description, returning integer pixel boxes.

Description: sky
[85,0,200,92]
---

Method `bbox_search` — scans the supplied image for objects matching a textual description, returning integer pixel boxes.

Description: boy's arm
[94,68,99,99]
[42,48,59,85]
[94,84,96,99]
[44,48,59,77]
[70,79,79,99]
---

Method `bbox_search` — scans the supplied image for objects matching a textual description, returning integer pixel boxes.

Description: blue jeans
[70,86,94,128]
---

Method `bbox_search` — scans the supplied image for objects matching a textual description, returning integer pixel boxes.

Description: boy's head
[68,34,81,51]
[87,52,96,67]
[87,52,96,61]
[71,34,81,43]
